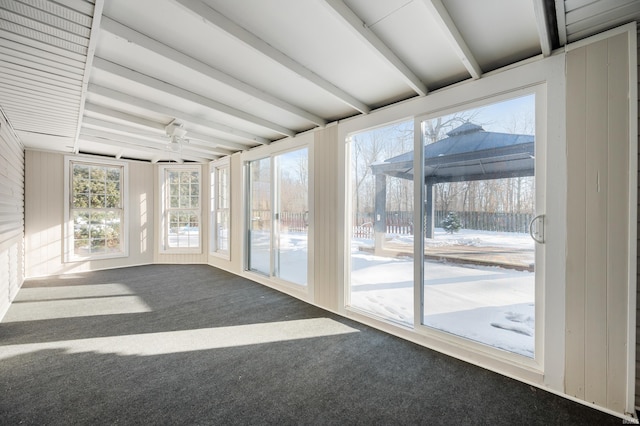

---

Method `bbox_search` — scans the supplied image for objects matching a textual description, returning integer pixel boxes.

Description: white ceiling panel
[200,0,411,107]
[103,0,356,121]
[443,0,541,71]
[347,0,470,90]
[94,31,315,132]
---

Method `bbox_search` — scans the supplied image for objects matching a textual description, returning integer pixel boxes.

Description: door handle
[529,214,545,244]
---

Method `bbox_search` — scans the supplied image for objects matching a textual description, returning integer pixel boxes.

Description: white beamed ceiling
[0,0,639,162]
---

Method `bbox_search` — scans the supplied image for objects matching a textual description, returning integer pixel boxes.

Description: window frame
[64,156,129,262]
[242,136,314,295]
[158,164,202,254]
[210,157,231,259]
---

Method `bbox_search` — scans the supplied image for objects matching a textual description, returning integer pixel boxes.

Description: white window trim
[158,164,202,254]
[210,157,230,259]
[63,155,129,262]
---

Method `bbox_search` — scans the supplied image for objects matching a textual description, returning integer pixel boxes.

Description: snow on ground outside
[351,228,535,357]
[392,228,534,250]
[248,230,308,285]
[247,227,535,358]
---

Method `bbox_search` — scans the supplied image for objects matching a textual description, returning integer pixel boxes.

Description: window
[160,165,201,252]
[210,158,230,258]
[65,157,127,261]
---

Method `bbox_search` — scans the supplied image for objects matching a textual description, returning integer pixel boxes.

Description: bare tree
[351,121,413,223]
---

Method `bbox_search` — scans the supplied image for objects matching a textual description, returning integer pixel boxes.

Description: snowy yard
[247,227,536,358]
[350,228,535,357]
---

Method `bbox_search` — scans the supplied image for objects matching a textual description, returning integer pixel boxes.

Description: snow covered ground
[246,227,536,358]
[248,230,308,286]
[350,228,535,357]
[392,228,534,250]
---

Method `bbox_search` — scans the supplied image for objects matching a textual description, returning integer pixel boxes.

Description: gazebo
[369,123,535,254]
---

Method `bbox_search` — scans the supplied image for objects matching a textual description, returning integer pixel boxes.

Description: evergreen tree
[442,211,462,234]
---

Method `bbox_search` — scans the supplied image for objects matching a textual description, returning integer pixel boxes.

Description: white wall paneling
[565,25,637,417]
[0,108,24,320]
[313,125,339,311]
[636,27,640,411]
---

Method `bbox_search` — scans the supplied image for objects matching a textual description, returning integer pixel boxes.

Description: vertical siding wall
[313,125,340,311]
[0,112,24,320]
[25,151,155,277]
[636,28,640,410]
[565,31,633,414]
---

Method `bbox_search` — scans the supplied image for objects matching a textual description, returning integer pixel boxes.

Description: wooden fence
[433,211,533,234]
[279,211,308,232]
[352,210,534,239]
[253,210,533,238]
[251,210,308,232]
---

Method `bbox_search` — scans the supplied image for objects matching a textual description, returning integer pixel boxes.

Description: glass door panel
[420,95,537,357]
[347,121,415,326]
[248,158,271,275]
[275,148,308,286]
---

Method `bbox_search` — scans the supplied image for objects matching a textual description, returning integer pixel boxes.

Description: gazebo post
[374,173,387,256]
[425,182,434,239]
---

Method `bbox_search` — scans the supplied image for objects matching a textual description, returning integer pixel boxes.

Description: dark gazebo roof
[370,123,535,184]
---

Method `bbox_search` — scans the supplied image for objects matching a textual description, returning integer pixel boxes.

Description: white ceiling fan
[165,120,188,153]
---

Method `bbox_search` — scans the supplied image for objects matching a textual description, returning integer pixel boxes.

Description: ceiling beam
[79,130,218,161]
[73,0,104,154]
[82,117,234,156]
[174,0,371,114]
[101,17,327,127]
[89,84,270,145]
[421,0,482,79]
[82,116,164,140]
[79,134,213,163]
[322,0,427,96]
[93,57,295,138]
[533,0,553,56]
[185,131,249,152]
[84,103,251,151]
[84,103,166,131]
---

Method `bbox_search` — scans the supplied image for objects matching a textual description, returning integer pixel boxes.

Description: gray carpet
[0,264,624,425]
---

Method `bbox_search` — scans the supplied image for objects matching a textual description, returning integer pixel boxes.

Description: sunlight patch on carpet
[3,283,151,322]
[0,318,360,359]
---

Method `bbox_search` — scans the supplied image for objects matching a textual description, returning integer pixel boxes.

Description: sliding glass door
[247,148,309,286]
[346,92,542,361]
